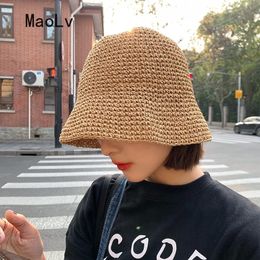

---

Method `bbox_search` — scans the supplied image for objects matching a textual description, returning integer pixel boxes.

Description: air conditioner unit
[22,70,44,87]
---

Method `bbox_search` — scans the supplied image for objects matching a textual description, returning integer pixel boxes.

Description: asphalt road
[0,129,259,259]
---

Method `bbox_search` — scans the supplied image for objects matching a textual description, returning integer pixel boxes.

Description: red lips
[112,161,132,171]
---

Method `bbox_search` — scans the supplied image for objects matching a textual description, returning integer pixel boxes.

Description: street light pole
[207,71,242,123]
[237,71,241,123]
[54,0,62,148]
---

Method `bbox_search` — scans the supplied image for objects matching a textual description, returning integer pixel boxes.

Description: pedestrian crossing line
[18,170,245,179]
[44,251,64,260]
[200,164,228,169]
[211,135,260,144]
[0,189,258,206]
[18,170,121,178]
[213,136,251,142]
[38,159,112,164]
[210,170,248,177]
[45,154,104,159]
[212,139,249,144]
[239,190,260,199]
[212,140,237,144]
[39,159,215,164]
[200,159,215,163]
[28,216,73,230]
[2,181,93,189]
[0,195,83,205]
[29,164,116,170]
[217,137,255,142]
[8,174,257,189]
[220,178,260,186]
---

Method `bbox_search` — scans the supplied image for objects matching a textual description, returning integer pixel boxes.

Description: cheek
[135,151,168,173]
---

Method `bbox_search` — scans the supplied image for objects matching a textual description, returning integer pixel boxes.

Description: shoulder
[80,173,122,203]
[205,177,260,226]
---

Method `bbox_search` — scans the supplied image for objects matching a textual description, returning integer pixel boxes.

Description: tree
[191,0,260,125]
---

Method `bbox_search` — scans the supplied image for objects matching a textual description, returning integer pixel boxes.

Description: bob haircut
[164,143,203,171]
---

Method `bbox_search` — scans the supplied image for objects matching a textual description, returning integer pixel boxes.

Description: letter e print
[188,250,207,260]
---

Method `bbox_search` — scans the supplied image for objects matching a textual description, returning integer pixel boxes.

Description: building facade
[0,0,103,139]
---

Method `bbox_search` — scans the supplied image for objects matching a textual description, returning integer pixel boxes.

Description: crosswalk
[0,153,260,259]
[211,129,260,144]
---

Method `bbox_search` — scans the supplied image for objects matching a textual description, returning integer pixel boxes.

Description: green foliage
[186,0,260,123]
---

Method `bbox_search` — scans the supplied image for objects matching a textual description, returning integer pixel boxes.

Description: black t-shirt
[65,173,260,259]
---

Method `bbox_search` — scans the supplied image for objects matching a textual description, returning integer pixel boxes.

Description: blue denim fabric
[96,177,127,260]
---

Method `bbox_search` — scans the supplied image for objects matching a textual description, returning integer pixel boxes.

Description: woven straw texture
[60,27,212,148]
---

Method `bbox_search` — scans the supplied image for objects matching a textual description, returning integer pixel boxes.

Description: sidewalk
[0,139,101,156]
[208,122,235,131]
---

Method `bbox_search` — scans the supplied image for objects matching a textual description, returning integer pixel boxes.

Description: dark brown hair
[163,143,204,171]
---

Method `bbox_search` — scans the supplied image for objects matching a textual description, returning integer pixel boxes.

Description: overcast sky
[92,0,237,51]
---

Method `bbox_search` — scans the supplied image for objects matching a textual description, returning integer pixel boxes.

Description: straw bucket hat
[60,27,212,148]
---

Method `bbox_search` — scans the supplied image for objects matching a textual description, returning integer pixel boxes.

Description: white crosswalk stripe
[28,216,73,230]
[220,178,260,185]
[18,170,119,178]
[0,153,259,260]
[2,181,93,189]
[240,190,260,198]
[210,129,260,144]
[0,195,83,205]
[38,159,112,163]
[200,164,228,169]
[209,170,248,177]
[45,154,105,159]
[29,164,115,170]
[45,251,64,260]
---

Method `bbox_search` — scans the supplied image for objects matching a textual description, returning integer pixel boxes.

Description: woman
[0,27,260,260]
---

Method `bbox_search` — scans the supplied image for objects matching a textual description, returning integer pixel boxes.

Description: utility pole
[237,72,242,123]
[54,0,62,148]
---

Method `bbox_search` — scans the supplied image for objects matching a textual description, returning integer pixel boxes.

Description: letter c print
[108,234,123,258]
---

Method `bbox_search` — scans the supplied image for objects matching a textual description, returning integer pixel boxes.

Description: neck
[147,165,204,185]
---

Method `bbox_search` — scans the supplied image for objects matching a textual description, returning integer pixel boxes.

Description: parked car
[234,116,260,136]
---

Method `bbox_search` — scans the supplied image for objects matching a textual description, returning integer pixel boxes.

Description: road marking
[200,159,215,163]
[44,251,64,260]
[239,190,260,198]
[211,140,236,144]
[29,164,116,170]
[39,158,214,164]
[45,154,103,159]
[220,178,260,185]
[0,195,83,205]
[210,170,248,177]
[18,171,120,178]
[200,164,228,169]
[2,181,93,189]
[28,216,73,230]
[38,159,112,163]
[213,139,249,144]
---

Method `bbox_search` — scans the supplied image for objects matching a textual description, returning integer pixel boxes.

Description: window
[0,5,14,38]
[0,78,14,110]
[44,85,55,111]
[44,8,55,41]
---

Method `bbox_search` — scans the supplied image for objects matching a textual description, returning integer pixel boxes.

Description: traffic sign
[235,90,243,99]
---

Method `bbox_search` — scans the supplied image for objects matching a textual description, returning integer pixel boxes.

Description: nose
[97,139,118,157]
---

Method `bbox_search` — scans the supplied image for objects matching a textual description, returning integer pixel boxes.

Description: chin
[122,173,145,183]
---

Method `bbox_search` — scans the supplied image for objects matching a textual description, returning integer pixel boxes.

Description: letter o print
[131,235,149,259]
